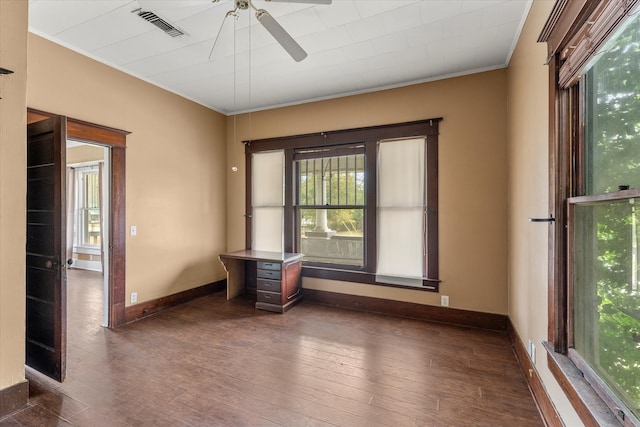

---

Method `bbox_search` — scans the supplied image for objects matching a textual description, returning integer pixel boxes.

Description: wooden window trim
[245,119,441,292]
[540,1,640,425]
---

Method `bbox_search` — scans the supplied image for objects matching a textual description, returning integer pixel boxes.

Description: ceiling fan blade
[266,0,331,4]
[256,9,307,62]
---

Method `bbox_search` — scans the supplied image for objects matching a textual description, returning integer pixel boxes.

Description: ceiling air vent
[134,9,186,38]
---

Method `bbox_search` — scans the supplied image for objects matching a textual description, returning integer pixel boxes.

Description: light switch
[130,225,137,236]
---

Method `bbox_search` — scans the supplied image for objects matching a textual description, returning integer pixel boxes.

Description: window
[377,137,428,286]
[541,1,640,424]
[246,120,441,291]
[75,164,101,248]
[251,151,284,253]
[295,145,365,267]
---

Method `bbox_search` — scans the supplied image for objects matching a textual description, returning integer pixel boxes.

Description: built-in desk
[218,250,304,313]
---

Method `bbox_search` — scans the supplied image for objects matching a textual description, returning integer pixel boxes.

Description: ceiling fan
[212,0,331,62]
[138,0,332,62]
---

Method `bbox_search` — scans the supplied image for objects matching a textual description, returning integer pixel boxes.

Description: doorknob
[45,259,59,269]
[67,259,73,266]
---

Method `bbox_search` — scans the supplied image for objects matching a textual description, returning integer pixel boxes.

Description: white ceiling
[28,0,532,115]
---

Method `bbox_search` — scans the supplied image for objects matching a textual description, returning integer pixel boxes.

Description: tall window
[571,12,640,420]
[377,138,427,287]
[295,145,365,267]
[75,165,101,248]
[542,1,640,424]
[251,151,284,253]
[246,119,441,291]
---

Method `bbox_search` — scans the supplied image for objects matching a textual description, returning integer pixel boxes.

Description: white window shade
[376,138,425,285]
[378,138,424,207]
[252,151,284,206]
[252,151,284,252]
[252,207,283,253]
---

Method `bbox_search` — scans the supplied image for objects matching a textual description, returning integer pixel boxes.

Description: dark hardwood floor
[2,269,543,426]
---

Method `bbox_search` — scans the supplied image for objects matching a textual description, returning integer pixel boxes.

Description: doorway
[66,141,110,327]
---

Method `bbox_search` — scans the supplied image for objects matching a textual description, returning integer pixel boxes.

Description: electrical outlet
[130,225,137,236]
[131,292,138,304]
[441,295,449,307]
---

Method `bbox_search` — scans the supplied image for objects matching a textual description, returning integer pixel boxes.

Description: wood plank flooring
[2,269,543,426]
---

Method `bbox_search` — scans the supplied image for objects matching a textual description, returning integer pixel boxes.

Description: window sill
[302,266,439,292]
[73,246,101,256]
[542,341,622,426]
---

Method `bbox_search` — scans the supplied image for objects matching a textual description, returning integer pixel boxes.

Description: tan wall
[506,1,582,425]
[227,70,509,314]
[0,0,28,391]
[67,144,105,164]
[27,34,229,306]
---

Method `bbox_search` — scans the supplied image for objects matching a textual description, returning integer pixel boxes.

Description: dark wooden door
[26,116,67,382]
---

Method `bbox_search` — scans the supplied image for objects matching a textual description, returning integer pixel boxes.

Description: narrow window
[376,137,426,286]
[251,150,284,252]
[75,165,101,248]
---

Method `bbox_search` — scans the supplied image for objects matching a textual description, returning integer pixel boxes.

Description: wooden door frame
[28,108,129,327]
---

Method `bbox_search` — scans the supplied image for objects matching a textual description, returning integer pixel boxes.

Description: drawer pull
[257,269,282,280]
[257,261,280,271]
[257,279,281,292]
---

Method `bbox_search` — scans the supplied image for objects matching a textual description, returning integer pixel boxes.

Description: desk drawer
[257,290,281,304]
[257,261,280,271]
[257,269,281,280]
[257,279,281,293]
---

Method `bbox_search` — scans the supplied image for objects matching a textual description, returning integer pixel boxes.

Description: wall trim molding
[0,380,29,419]
[302,288,508,331]
[124,280,226,324]
[507,320,563,427]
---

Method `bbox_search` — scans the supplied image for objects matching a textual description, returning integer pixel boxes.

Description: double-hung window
[246,119,441,291]
[295,145,365,267]
[75,164,101,249]
[541,1,640,424]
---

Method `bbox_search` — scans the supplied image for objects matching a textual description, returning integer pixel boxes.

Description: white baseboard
[70,259,102,272]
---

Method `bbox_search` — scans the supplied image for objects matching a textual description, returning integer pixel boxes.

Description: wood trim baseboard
[507,320,563,427]
[302,288,508,331]
[124,280,226,324]
[0,380,29,419]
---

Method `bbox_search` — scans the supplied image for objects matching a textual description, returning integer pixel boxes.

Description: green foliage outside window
[297,154,365,236]
[575,12,640,417]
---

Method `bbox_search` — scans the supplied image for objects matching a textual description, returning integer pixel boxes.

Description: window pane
[377,208,423,280]
[253,151,284,206]
[252,207,283,252]
[573,198,640,417]
[298,208,363,266]
[378,138,424,206]
[585,13,640,195]
[82,208,101,246]
[297,153,364,207]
